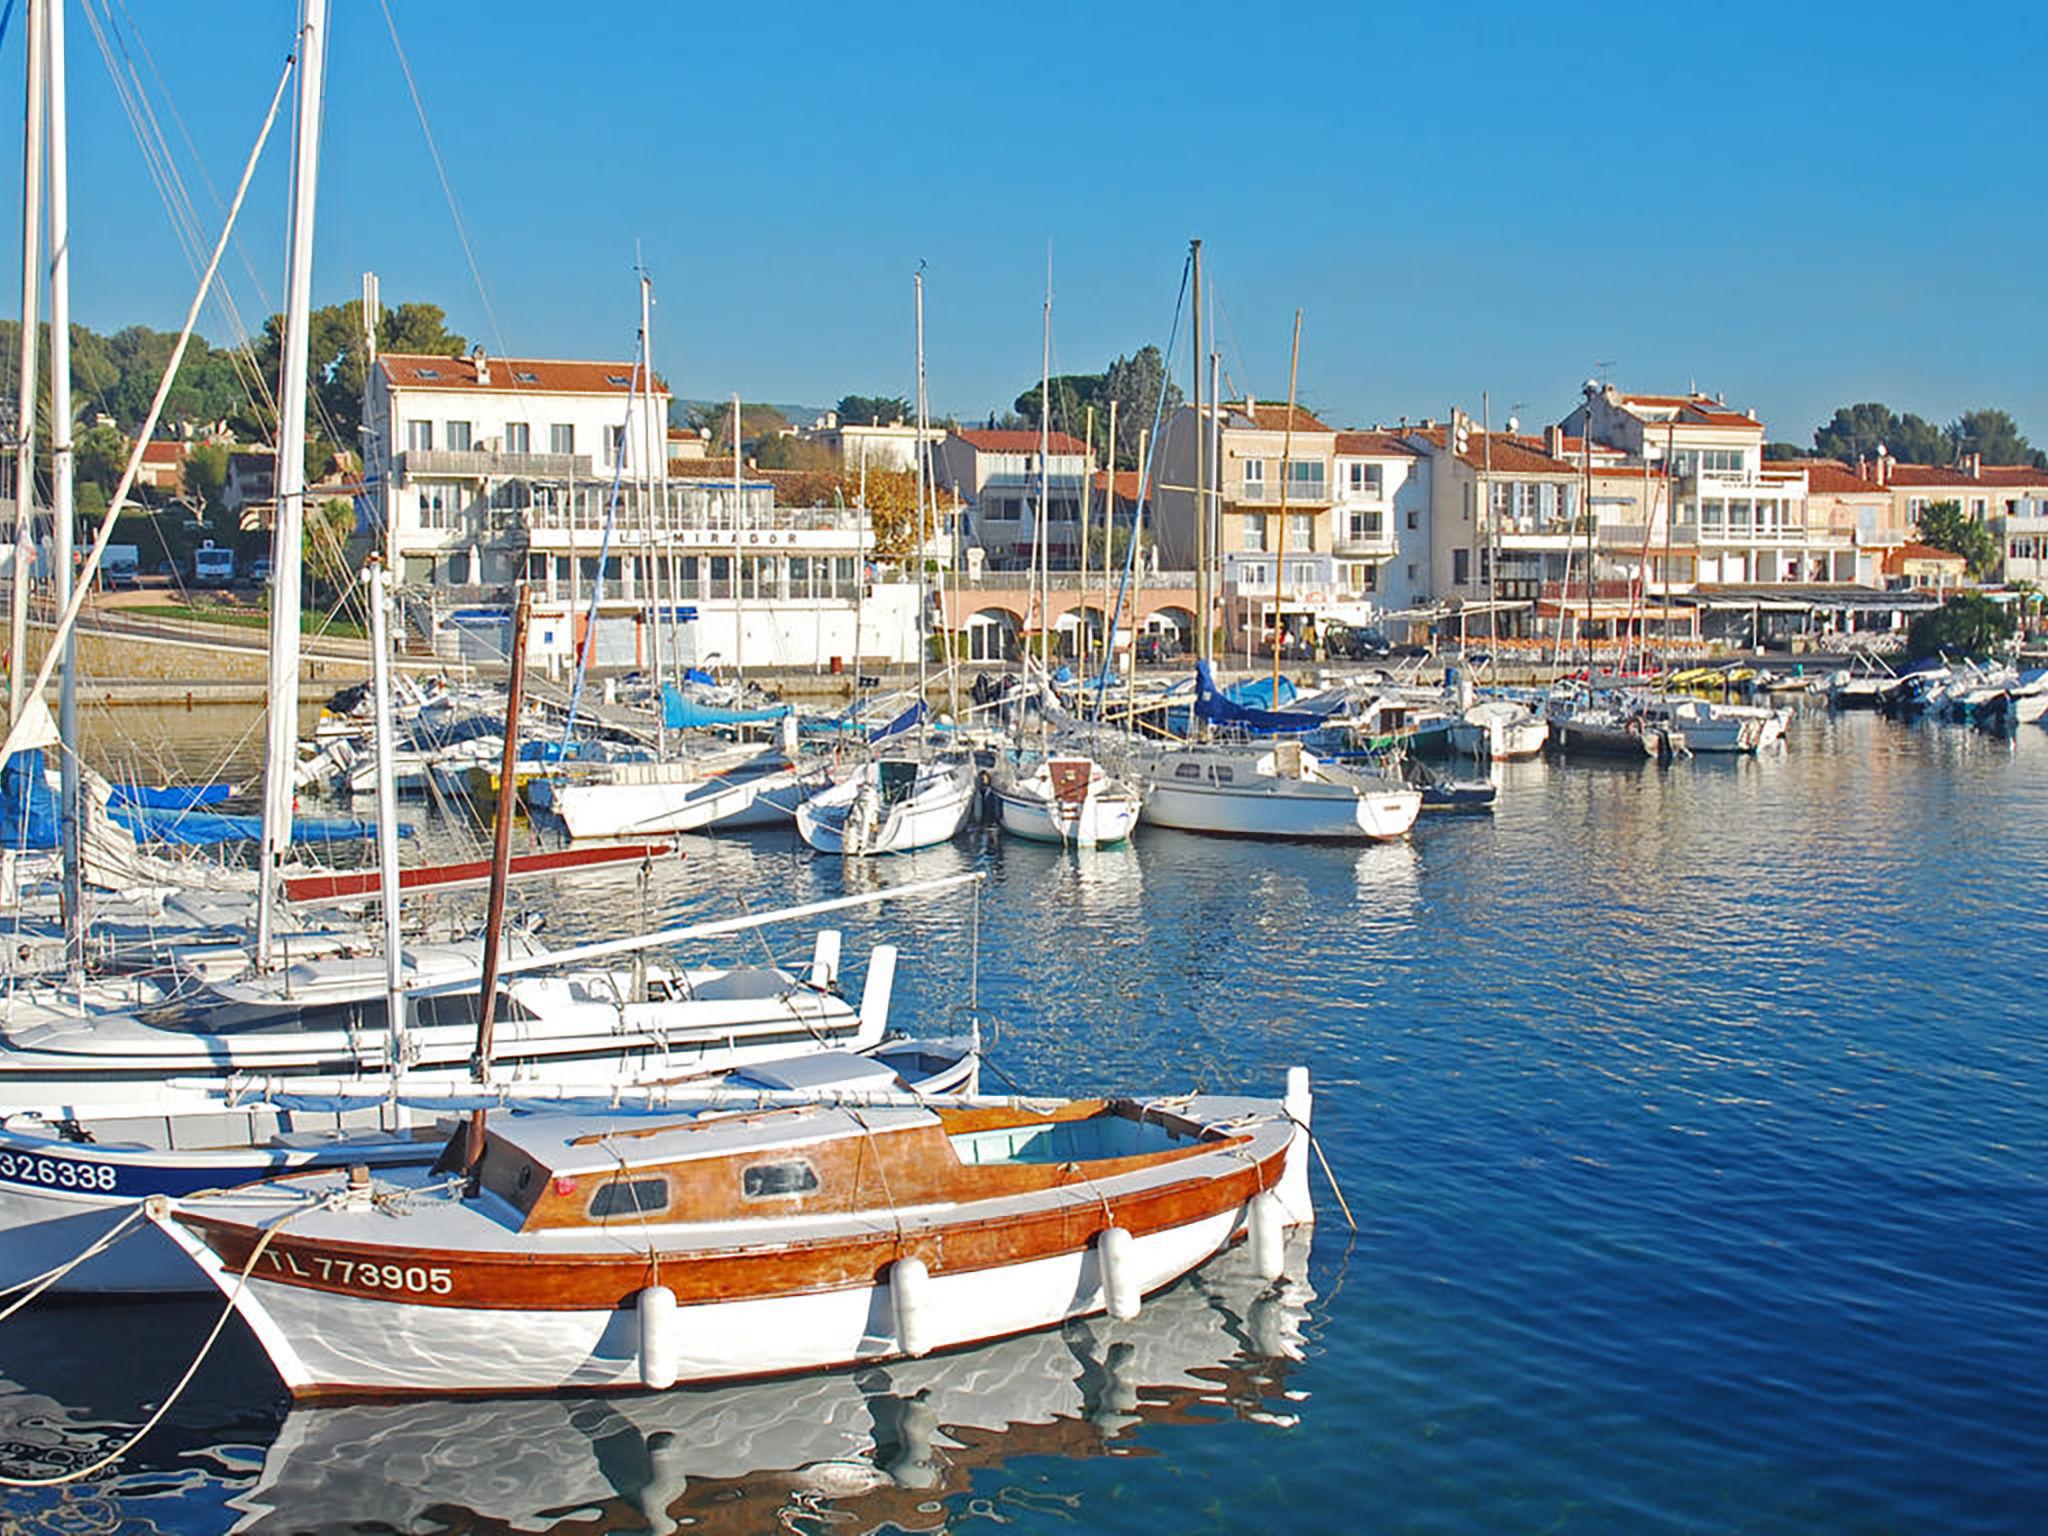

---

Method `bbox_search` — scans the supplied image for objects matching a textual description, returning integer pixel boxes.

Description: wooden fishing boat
[151,1071,1315,1398]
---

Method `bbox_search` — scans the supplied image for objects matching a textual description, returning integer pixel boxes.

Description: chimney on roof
[1874,446,1890,488]
[1421,417,1436,432]
[470,345,490,386]
[1969,451,1983,479]
[1545,424,1565,458]
[1855,454,1868,482]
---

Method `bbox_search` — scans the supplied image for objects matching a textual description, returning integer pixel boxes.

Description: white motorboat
[1138,742,1420,840]
[796,758,976,856]
[995,754,1141,847]
[1444,699,1548,760]
[1639,697,1770,754]
[152,1071,1314,1397]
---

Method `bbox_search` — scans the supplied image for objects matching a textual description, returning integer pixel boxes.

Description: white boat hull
[1140,780,1417,840]
[166,1202,1253,1397]
[796,766,974,856]
[553,766,815,838]
[1445,716,1548,760]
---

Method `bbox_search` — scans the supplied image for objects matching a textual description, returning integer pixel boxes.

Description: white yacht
[995,754,1142,847]
[1138,742,1420,840]
[1445,699,1549,760]
[796,758,977,856]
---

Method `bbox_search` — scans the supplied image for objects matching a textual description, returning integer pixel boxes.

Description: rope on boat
[0,1202,298,1489]
[0,1205,148,1319]
[1288,1112,1357,1233]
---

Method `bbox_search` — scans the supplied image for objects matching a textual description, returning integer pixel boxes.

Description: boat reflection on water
[225,1234,1315,1535]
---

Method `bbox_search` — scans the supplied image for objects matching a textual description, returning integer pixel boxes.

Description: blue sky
[6,0,2046,448]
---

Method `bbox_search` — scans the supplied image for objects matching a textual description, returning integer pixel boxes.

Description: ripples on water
[3,710,2044,1533]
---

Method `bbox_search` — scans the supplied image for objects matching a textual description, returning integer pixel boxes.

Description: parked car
[1136,631,1183,665]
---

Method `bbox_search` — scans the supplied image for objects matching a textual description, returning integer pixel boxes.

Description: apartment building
[1879,455,2048,584]
[932,428,1094,571]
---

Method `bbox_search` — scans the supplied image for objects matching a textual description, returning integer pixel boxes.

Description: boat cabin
[472,1099,1228,1234]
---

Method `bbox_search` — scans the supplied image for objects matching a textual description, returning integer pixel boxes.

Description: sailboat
[995,751,1141,847]
[796,753,975,856]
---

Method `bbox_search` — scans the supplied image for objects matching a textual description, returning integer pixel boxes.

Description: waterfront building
[1876,455,2048,584]
[363,350,916,671]
[1405,417,1590,639]
[932,427,1095,573]
[800,417,948,476]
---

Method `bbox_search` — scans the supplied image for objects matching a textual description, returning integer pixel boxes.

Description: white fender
[1097,1225,1140,1320]
[890,1254,932,1357]
[808,928,843,991]
[859,945,899,1033]
[1248,1190,1286,1281]
[1276,1066,1316,1227]
[636,1284,679,1390]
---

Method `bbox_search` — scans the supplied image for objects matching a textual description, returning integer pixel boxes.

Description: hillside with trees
[1766,402,2044,468]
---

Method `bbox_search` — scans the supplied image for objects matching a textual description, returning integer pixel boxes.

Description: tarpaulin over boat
[660,684,790,730]
[867,701,927,743]
[0,749,60,850]
[1192,661,1327,734]
[107,805,398,846]
[108,781,235,811]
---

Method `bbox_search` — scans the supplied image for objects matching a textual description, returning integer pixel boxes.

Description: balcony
[399,448,589,481]
[1229,475,1330,505]
[1696,520,1814,545]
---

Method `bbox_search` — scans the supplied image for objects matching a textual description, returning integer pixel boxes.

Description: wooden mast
[465,583,533,1183]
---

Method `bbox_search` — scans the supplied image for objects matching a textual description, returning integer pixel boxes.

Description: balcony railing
[1696,521,1812,544]
[1230,476,1330,504]
[399,448,589,481]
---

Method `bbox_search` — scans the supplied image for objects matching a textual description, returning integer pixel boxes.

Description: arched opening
[963,607,1021,663]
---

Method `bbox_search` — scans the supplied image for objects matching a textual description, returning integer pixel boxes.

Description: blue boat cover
[660,684,790,731]
[0,749,58,850]
[1193,661,1326,734]
[108,782,233,811]
[108,805,400,846]
[867,701,927,743]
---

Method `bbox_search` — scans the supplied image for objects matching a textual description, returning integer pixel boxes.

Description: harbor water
[1,708,2042,1532]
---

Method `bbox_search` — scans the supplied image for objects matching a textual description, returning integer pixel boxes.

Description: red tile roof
[1092,469,1147,504]
[1885,463,2048,489]
[1238,402,1332,434]
[954,428,1092,456]
[1414,426,1578,475]
[1782,460,1889,496]
[1616,392,1760,431]
[139,440,187,464]
[1333,430,1418,458]
[378,353,669,395]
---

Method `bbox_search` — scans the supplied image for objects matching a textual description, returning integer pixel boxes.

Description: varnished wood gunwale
[174,1134,1287,1313]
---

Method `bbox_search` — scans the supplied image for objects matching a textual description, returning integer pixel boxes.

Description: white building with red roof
[364,348,913,670]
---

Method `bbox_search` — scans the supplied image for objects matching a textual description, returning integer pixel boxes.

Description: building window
[1971,497,1988,519]
[1453,547,1471,585]
[446,420,473,452]
[1242,459,1266,497]
[1286,459,1325,498]
[550,423,576,456]
[1287,512,1313,550]
[606,425,627,467]
[1406,509,1419,531]
[407,420,432,452]
[1348,462,1384,496]
[505,422,530,454]
[1700,448,1745,475]
[1348,509,1384,542]
[1243,518,1267,552]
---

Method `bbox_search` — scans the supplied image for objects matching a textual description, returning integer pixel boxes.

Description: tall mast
[1583,413,1594,669]
[1101,398,1117,679]
[1272,308,1302,705]
[255,0,329,966]
[640,269,666,755]
[362,559,409,1108]
[1483,391,1498,654]
[1190,238,1206,671]
[9,0,47,729]
[730,391,744,690]
[912,268,929,713]
[1129,425,1148,728]
[1038,269,1052,670]
[1080,403,1093,670]
[46,0,81,982]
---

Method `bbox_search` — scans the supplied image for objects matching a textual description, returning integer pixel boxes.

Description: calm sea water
[2,707,2043,1534]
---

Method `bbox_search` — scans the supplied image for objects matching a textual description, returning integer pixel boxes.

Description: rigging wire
[377,0,508,361]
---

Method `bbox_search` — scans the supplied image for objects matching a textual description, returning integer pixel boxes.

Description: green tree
[1101,346,1182,468]
[1949,407,2045,468]
[1013,373,1105,439]
[1813,402,1945,465]
[1916,499,2000,579]
[835,394,911,426]
[185,442,230,516]
[1762,441,1807,461]
[1906,591,2015,659]
[683,401,791,455]
[753,434,835,471]
[74,423,129,498]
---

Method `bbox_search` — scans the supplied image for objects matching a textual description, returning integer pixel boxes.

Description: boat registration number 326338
[0,1151,119,1192]
[264,1248,453,1295]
